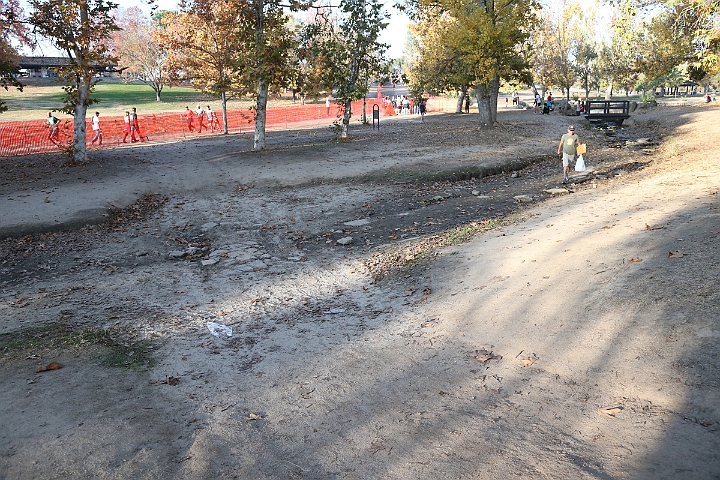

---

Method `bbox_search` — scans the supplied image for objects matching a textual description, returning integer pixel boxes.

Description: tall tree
[406,10,474,112]
[245,0,297,150]
[595,0,642,98]
[112,6,171,101]
[407,0,538,127]
[301,0,388,139]
[531,2,601,103]
[29,0,119,163]
[157,0,296,148]
[156,0,250,135]
[0,0,29,113]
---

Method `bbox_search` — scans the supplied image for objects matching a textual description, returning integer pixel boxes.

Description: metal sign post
[372,104,380,130]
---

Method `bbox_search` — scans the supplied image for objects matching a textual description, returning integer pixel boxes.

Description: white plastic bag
[207,321,232,337]
[575,154,586,172]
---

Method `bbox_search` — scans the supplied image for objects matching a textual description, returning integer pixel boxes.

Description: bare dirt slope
[1,104,718,479]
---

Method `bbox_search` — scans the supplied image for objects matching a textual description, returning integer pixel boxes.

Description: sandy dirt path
[1,104,718,479]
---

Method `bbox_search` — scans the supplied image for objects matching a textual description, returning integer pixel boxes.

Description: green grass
[0,323,156,370]
[0,77,316,122]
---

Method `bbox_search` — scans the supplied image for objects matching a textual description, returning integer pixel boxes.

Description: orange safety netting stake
[0,99,400,157]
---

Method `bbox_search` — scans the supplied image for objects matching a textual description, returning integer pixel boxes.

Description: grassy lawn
[0,77,317,122]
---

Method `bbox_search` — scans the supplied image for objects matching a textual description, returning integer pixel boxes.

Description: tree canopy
[29,0,119,163]
[1,0,30,113]
[405,0,539,127]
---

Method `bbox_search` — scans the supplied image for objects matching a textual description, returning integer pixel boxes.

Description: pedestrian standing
[131,107,147,141]
[195,105,207,133]
[326,97,331,116]
[557,125,580,184]
[419,98,427,122]
[122,111,131,143]
[185,106,195,132]
[207,105,219,132]
[128,108,139,142]
[90,111,102,146]
[47,112,60,141]
[465,95,470,113]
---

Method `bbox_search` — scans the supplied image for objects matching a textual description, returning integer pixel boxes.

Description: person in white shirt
[90,111,102,146]
[195,105,207,133]
[206,105,219,132]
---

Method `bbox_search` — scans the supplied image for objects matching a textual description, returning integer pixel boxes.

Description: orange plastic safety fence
[0,98,445,157]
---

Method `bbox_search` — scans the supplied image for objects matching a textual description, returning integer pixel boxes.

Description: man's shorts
[563,152,575,167]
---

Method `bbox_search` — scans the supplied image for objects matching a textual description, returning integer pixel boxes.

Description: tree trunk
[254,80,268,150]
[341,99,352,138]
[72,78,89,163]
[475,75,500,128]
[221,90,228,135]
[476,84,492,128]
[456,92,464,113]
[155,87,162,102]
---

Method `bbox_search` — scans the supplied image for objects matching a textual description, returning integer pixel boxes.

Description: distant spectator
[185,106,195,132]
[47,112,60,141]
[196,105,207,133]
[131,107,147,141]
[90,111,102,146]
[122,111,131,143]
[128,108,139,142]
[207,105,219,132]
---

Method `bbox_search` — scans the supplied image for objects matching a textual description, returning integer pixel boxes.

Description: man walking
[195,105,207,133]
[207,105,219,132]
[90,111,102,146]
[185,106,195,132]
[47,112,60,141]
[128,108,139,142]
[557,125,580,184]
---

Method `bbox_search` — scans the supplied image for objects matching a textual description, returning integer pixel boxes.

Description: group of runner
[46,104,221,147]
[185,104,220,133]
[46,108,146,146]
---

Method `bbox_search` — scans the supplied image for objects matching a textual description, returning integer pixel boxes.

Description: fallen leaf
[630,257,642,263]
[244,413,263,421]
[598,406,624,418]
[36,361,64,373]
[668,251,686,258]
[521,354,539,367]
[645,224,666,230]
[473,349,502,363]
[165,376,180,386]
